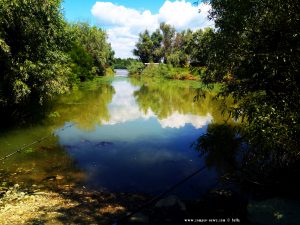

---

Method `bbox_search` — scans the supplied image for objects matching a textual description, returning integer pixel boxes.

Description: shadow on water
[3,70,299,224]
[192,121,300,225]
[193,121,300,198]
[193,123,242,176]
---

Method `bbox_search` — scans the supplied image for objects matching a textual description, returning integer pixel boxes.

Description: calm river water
[0,69,232,198]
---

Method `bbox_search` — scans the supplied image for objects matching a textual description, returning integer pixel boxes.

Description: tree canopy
[0,0,114,118]
[0,0,71,106]
[206,0,300,165]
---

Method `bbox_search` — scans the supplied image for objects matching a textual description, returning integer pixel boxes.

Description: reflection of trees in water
[194,122,300,194]
[0,81,113,190]
[49,82,115,130]
[133,79,233,122]
[193,123,241,175]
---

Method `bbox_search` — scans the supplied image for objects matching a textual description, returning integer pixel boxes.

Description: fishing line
[0,123,76,162]
[114,165,208,225]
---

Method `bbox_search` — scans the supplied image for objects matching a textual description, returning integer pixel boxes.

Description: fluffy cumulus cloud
[91,1,213,58]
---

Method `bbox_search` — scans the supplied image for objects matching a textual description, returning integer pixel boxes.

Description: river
[0,69,232,199]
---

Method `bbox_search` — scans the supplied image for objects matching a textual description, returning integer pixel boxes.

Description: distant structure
[144,63,160,66]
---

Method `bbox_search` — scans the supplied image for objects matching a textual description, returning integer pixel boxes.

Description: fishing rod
[0,123,76,162]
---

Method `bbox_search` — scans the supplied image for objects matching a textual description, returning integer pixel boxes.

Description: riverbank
[0,183,140,225]
[1,181,252,225]
[128,62,202,81]
[2,181,300,225]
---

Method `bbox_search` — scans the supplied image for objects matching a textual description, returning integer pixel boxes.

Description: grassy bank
[128,62,201,81]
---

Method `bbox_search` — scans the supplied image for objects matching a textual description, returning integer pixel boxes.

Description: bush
[138,64,198,80]
[128,61,145,76]
[0,0,71,106]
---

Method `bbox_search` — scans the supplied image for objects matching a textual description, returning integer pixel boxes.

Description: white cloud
[159,112,213,129]
[91,1,213,58]
[158,1,212,30]
[101,80,154,125]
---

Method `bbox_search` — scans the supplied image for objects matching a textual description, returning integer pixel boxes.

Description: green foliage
[68,22,114,76]
[190,28,215,68]
[0,1,114,121]
[133,23,213,70]
[159,23,176,63]
[133,23,182,64]
[133,30,155,63]
[206,0,300,165]
[68,43,94,81]
[141,64,174,79]
[112,58,138,69]
[0,0,71,107]
[150,29,163,62]
[130,63,199,81]
[127,61,145,76]
[105,67,115,76]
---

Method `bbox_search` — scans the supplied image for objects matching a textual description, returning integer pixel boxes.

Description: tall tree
[69,22,114,76]
[133,30,154,63]
[150,29,163,63]
[0,0,71,107]
[207,0,300,165]
[190,28,215,68]
[159,23,176,63]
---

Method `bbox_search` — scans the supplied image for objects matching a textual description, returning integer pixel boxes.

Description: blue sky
[62,1,213,58]
[62,0,167,22]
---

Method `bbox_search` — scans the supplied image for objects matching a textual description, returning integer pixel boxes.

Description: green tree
[133,30,154,63]
[190,28,215,68]
[113,58,138,69]
[206,0,300,165]
[68,43,94,81]
[160,23,176,63]
[69,22,114,76]
[150,29,163,63]
[0,0,71,108]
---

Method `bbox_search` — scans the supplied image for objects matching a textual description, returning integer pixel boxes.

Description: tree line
[133,0,300,172]
[0,0,114,117]
[133,22,213,68]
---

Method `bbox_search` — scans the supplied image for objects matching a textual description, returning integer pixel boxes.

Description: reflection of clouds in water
[159,112,213,129]
[102,80,154,125]
[115,69,129,77]
[102,80,213,129]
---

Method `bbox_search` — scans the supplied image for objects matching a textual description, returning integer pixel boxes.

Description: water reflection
[193,123,241,175]
[133,79,232,125]
[54,73,234,198]
[49,81,115,130]
[0,70,235,198]
[100,77,214,129]
[114,69,129,77]
[100,79,153,125]
[159,112,213,129]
